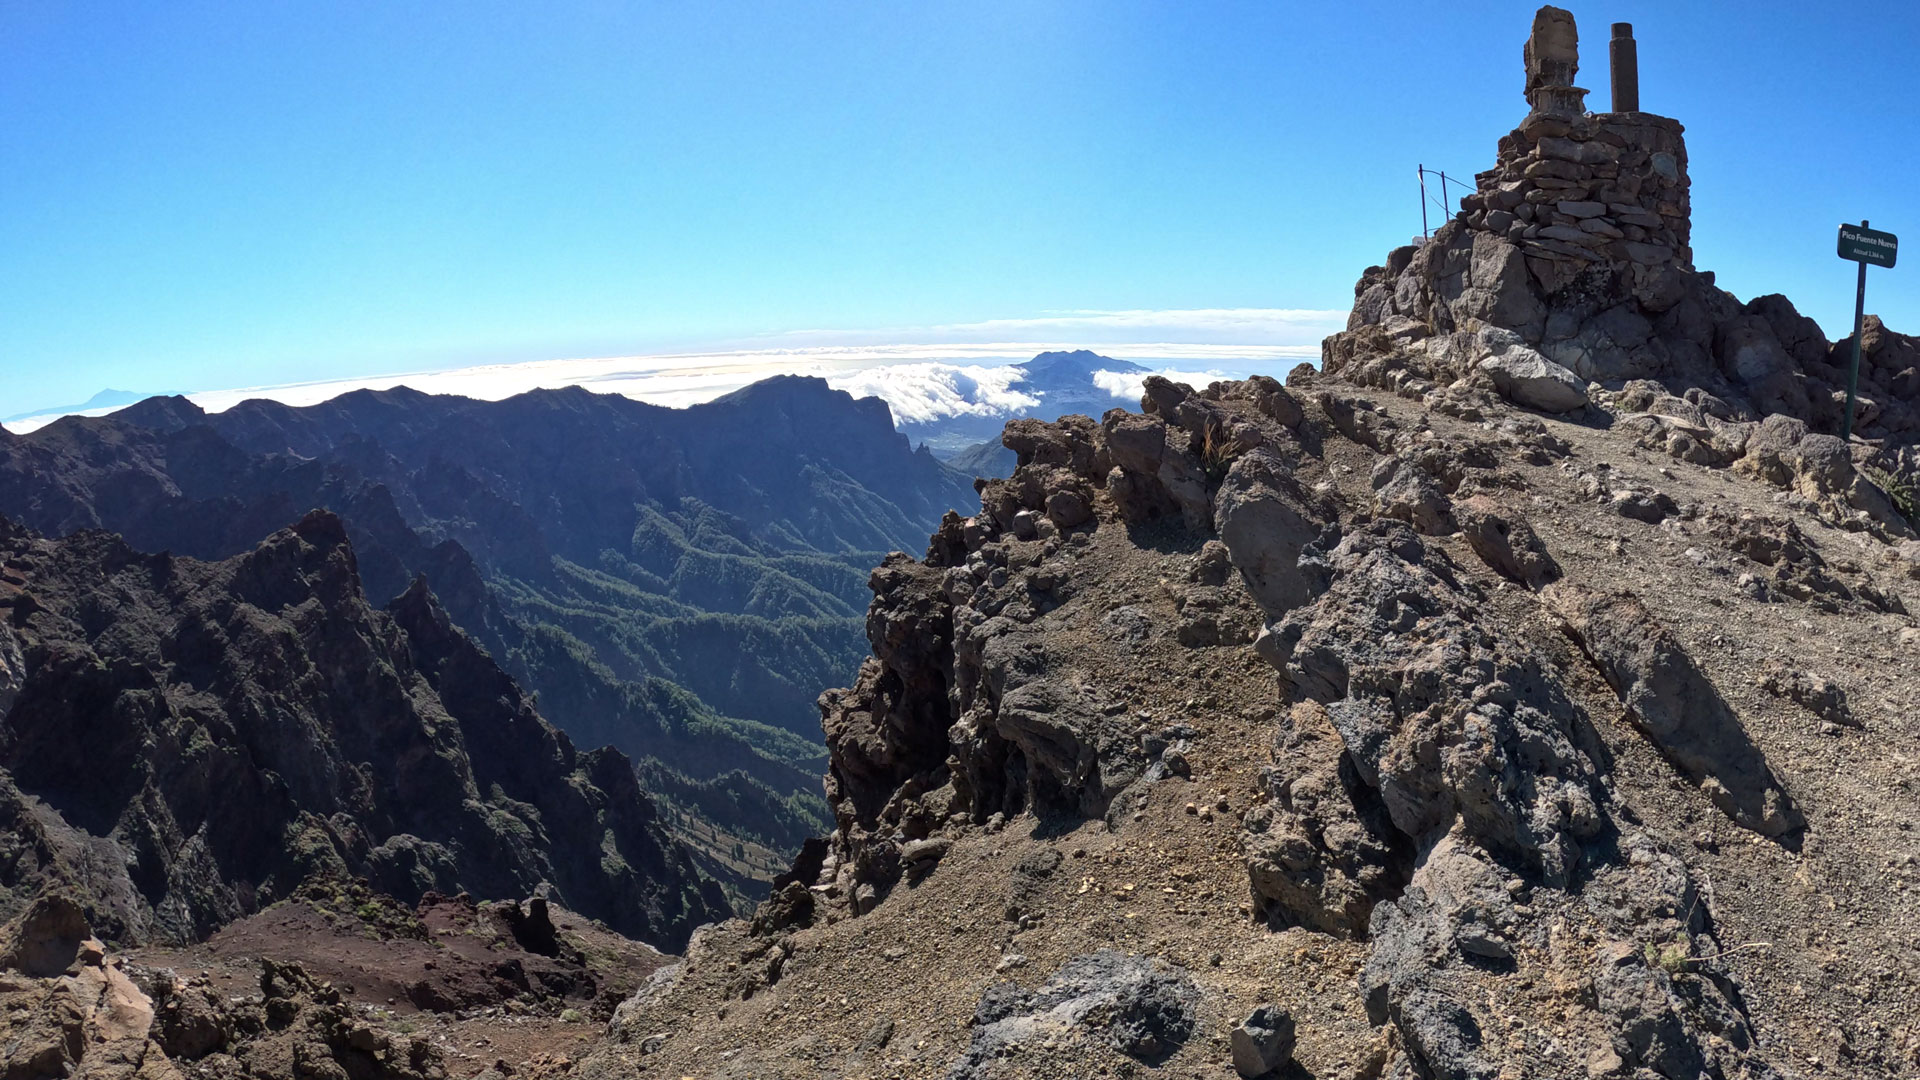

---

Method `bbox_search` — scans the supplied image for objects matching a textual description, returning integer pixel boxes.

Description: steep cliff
[570,12,1920,1078]
[0,377,978,896]
[577,340,1920,1076]
[0,510,729,950]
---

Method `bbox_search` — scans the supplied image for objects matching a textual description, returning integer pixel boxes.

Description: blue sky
[2,1,1917,413]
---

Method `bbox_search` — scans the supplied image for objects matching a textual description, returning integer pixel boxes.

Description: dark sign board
[1838,223,1898,268]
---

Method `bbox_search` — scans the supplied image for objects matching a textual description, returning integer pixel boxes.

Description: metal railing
[1417,165,1472,241]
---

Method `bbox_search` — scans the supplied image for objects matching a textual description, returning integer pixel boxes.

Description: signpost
[1837,221,1899,441]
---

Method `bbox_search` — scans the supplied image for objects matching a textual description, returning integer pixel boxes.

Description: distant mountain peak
[879,348,1161,457]
[709,373,895,429]
[1019,349,1149,381]
[105,394,207,433]
[4,388,178,425]
[711,373,839,403]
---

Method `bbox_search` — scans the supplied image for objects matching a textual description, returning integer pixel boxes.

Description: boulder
[1759,666,1856,729]
[950,952,1199,1076]
[1043,489,1091,529]
[1544,584,1804,837]
[1263,523,1605,883]
[1373,460,1456,536]
[1455,497,1561,587]
[1230,1005,1297,1078]
[1246,376,1304,427]
[0,898,182,1080]
[1450,233,1544,339]
[1213,449,1326,616]
[1240,703,1406,937]
[1478,344,1588,413]
[0,894,92,978]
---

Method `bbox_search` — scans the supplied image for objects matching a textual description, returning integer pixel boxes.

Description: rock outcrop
[950,951,1200,1077]
[17,8,1919,1080]
[750,362,1817,1077]
[814,376,1306,916]
[0,510,729,949]
[1323,6,1920,540]
[0,895,183,1080]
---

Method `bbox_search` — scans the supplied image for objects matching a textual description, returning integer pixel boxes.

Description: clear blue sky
[3,1,1916,411]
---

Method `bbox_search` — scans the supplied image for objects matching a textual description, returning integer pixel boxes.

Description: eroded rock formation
[753,360,1817,1077]
[0,510,729,950]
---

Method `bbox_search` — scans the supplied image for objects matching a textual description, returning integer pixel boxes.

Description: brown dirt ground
[123,894,672,1078]
[570,375,1920,1079]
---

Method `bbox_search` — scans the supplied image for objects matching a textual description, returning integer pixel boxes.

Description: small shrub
[1644,937,1690,974]
[1200,419,1236,485]
[559,1008,585,1024]
[1861,463,1918,526]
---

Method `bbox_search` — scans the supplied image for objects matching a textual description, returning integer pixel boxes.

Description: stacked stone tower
[1459,8,1692,296]
[1460,9,1691,295]
[1327,4,1920,467]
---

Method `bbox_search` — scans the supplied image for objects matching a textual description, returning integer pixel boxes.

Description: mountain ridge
[0,376,977,905]
[0,508,730,950]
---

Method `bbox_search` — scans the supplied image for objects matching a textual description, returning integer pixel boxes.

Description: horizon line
[2,339,1327,434]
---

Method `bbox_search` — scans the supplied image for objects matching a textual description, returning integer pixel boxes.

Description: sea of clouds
[3,307,1343,434]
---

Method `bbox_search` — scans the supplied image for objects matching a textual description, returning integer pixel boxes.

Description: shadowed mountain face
[0,377,977,897]
[0,510,731,950]
[897,349,1151,458]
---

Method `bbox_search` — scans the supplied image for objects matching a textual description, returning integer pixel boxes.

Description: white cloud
[1,335,1329,434]
[824,363,1040,425]
[1090,368,1239,403]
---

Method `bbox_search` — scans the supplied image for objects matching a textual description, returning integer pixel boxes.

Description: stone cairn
[1323,5,1920,534]
[1459,8,1691,295]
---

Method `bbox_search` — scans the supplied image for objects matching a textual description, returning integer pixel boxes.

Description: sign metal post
[1836,221,1899,442]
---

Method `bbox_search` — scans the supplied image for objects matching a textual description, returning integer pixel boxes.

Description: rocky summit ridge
[576,9,1920,1080]
[8,8,1920,1080]
[1327,8,1920,506]
[586,368,1920,1076]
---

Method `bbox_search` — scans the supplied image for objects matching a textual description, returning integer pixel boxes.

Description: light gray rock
[1544,583,1805,837]
[1214,448,1326,616]
[900,837,952,866]
[1373,459,1456,536]
[1450,232,1545,340]
[1716,314,1793,384]
[1478,342,1588,413]
[1537,224,1607,247]
[1229,1005,1296,1078]
[950,952,1198,1077]
[0,623,22,720]
[1536,137,1616,166]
